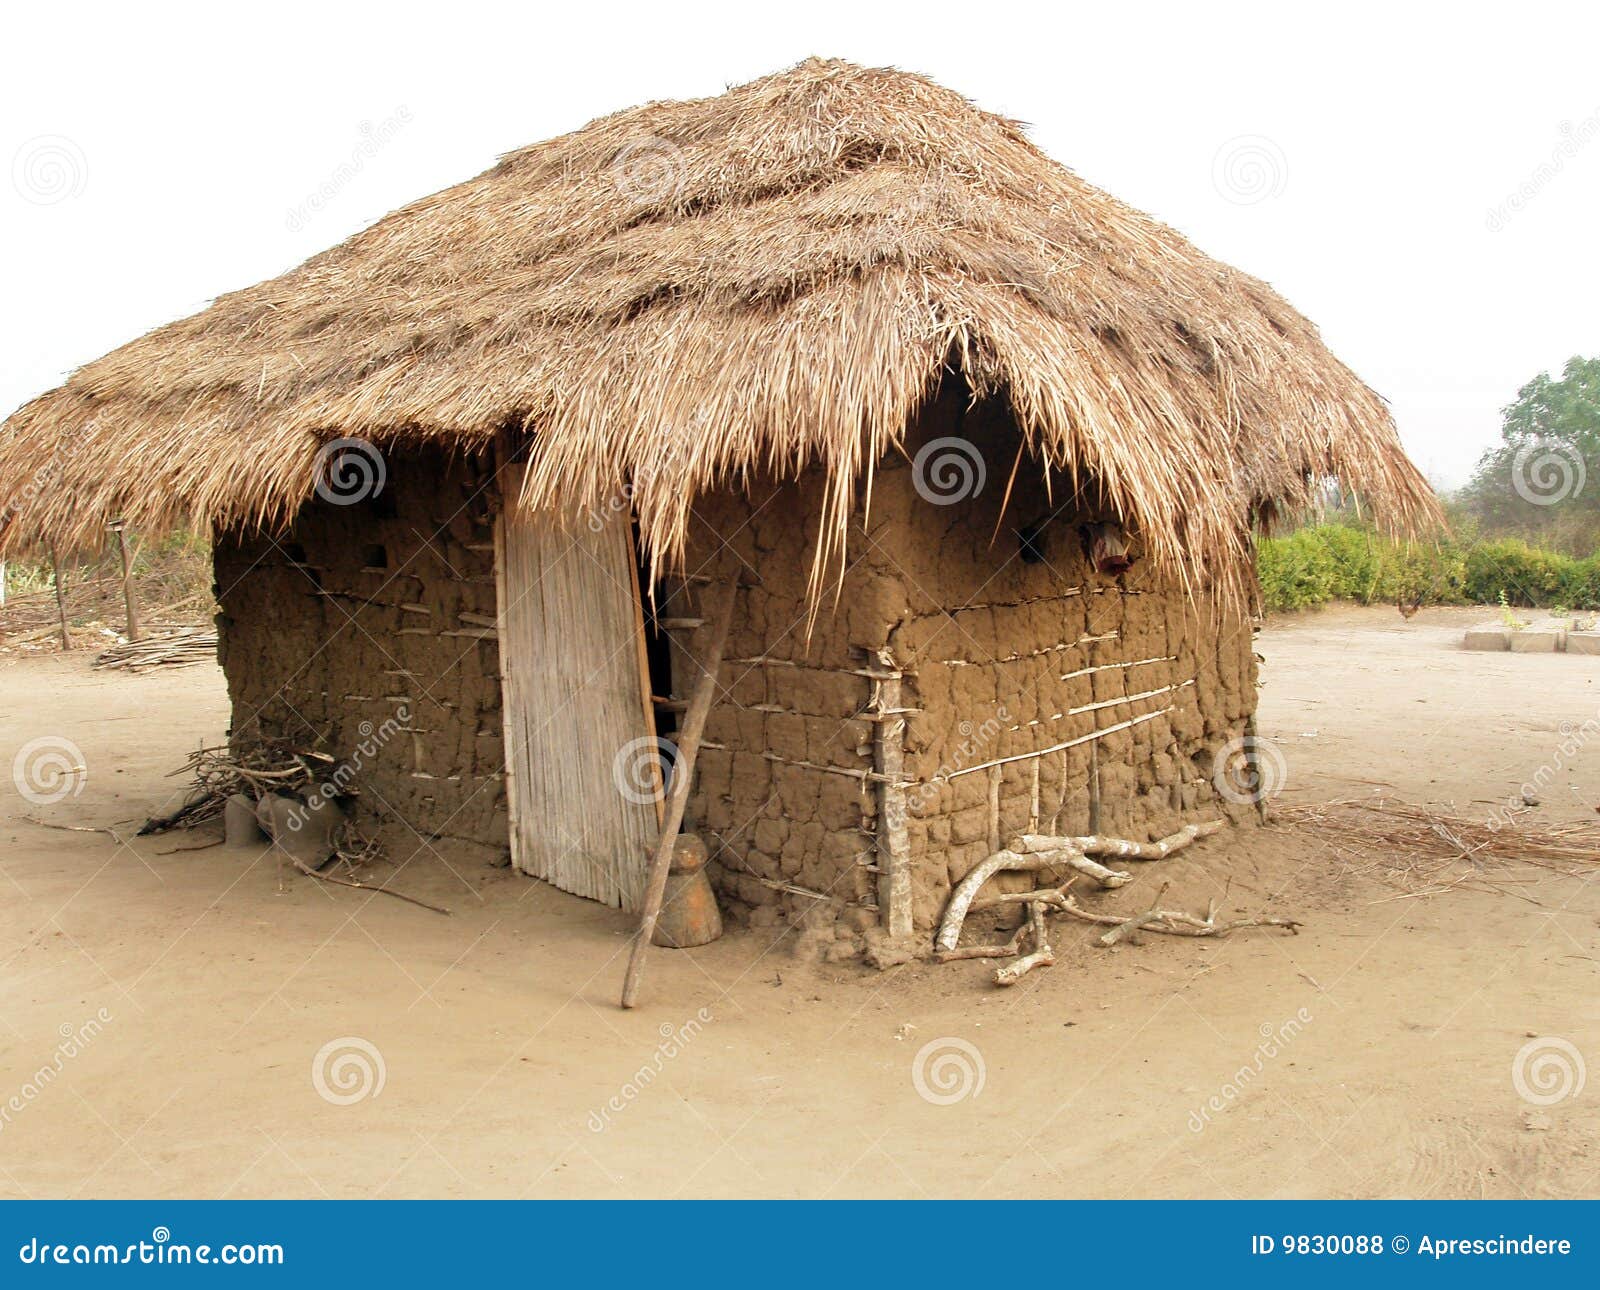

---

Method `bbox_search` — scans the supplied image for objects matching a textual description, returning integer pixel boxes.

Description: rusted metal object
[651,833,723,949]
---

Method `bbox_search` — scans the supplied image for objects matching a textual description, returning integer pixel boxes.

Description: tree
[1459,354,1600,554]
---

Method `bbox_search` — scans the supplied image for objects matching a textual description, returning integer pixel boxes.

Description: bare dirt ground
[1,604,1596,1199]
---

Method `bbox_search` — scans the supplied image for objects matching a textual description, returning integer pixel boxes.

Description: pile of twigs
[139,742,335,835]
[94,627,217,672]
[1276,797,1600,897]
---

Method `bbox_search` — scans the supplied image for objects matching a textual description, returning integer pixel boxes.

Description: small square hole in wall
[284,542,309,564]
[362,543,388,570]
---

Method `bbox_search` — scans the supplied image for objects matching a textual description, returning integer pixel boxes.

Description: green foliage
[1457,354,1600,555]
[1255,524,1594,613]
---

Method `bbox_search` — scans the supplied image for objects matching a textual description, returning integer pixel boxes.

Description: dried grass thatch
[0,58,1440,600]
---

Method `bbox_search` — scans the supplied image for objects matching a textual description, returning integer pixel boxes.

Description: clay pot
[652,833,723,948]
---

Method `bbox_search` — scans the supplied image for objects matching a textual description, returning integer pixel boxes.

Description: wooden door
[495,468,661,911]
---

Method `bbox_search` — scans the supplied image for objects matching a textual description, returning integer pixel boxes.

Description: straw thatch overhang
[0,57,1439,601]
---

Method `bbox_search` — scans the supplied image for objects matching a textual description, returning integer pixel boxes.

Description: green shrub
[1256,525,1592,613]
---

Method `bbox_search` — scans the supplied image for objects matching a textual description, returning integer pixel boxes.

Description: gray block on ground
[224,793,266,847]
[1463,625,1510,651]
[1567,631,1600,656]
[263,795,341,868]
[1509,630,1562,653]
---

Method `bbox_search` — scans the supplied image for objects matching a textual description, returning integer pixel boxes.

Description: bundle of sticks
[139,742,334,834]
[935,820,1300,986]
[94,627,218,673]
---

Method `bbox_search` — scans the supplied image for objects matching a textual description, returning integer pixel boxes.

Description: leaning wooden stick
[620,579,738,1009]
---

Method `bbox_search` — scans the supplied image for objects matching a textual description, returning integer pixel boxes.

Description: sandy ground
[1,604,1596,1199]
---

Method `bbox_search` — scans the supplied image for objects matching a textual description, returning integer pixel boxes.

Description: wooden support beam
[869,647,913,944]
[110,520,142,642]
[621,579,739,1009]
[48,545,71,649]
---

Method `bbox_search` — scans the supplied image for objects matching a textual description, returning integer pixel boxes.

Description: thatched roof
[0,57,1438,599]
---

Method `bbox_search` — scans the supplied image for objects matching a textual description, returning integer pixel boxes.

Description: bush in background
[1256,523,1595,614]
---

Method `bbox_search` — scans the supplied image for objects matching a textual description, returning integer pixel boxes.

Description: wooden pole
[112,522,142,641]
[620,579,738,1009]
[48,544,71,649]
[869,648,913,943]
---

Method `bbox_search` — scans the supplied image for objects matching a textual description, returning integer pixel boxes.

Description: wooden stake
[870,648,913,944]
[48,544,71,649]
[620,578,738,1009]
[112,521,142,642]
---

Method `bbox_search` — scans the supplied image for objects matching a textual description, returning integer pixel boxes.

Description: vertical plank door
[495,465,660,911]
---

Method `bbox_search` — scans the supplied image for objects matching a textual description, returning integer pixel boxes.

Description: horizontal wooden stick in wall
[1008,679,1195,730]
[937,631,1118,667]
[1059,655,1176,681]
[937,706,1175,781]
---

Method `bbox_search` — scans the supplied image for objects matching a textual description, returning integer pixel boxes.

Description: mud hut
[0,59,1437,946]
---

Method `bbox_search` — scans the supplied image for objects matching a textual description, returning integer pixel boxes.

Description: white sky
[4,0,1598,489]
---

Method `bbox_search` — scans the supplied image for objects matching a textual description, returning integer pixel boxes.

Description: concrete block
[1509,629,1562,653]
[224,793,265,847]
[1463,624,1511,651]
[262,794,341,868]
[1566,631,1600,656]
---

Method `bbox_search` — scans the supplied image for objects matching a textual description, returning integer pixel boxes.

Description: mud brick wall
[683,388,1258,934]
[213,446,509,853]
[678,470,903,923]
[884,391,1259,929]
